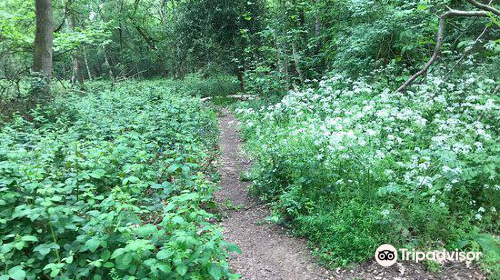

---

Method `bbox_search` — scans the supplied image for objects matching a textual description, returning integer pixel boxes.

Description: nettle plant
[0,81,239,280]
[236,68,499,266]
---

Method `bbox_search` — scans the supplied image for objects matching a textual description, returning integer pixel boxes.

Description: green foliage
[178,74,240,99]
[53,21,113,53]
[243,64,290,98]
[1,0,499,276]
[242,0,498,94]
[0,81,238,279]
[236,65,500,267]
[0,0,34,51]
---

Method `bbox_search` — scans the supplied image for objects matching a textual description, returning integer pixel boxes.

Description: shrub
[180,74,240,99]
[0,81,238,279]
[236,67,499,267]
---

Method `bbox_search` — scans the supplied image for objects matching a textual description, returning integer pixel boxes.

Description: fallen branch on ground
[201,94,257,102]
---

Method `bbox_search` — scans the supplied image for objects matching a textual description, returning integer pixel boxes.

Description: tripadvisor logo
[375,244,482,267]
[375,244,398,267]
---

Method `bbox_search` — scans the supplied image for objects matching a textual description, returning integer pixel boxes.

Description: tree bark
[33,0,54,83]
[83,46,93,80]
[70,55,85,88]
[103,48,115,80]
[466,0,500,15]
[291,41,304,84]
[274,32,290,86]
[314,0,322,36]
[236,66,246,93]
[67,14,85,88]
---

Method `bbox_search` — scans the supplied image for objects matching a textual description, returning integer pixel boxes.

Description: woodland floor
[214,108,488,280]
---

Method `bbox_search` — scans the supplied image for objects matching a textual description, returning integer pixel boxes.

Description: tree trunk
[103,48,115,80]
[274,32,290,87]
[70,55,85,88]
[33,0,54,84]
[68,15,85,88]
[291,41,304,84]
[83,46,93,80]
[236,66,246,93]
[314,0,322,36]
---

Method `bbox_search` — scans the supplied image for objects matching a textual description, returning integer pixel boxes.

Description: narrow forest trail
[214,108,487,280]
[215,109,332,280]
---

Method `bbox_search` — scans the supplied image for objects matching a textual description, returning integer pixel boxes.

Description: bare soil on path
[215,109,331,280]
[215,108,487,280]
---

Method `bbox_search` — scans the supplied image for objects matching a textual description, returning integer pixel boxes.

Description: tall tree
[33,0,54,83]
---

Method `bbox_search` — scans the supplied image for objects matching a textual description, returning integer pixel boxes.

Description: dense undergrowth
[236,66,499,276]
[0,81,239,280]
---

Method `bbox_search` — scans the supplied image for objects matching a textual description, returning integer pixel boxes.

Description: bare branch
[54,0,73,33]
[444,25,489,78]
[466,0,500,15]
[397,9,492,92]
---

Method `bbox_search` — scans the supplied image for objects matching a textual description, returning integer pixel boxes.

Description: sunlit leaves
[8,266,26,280]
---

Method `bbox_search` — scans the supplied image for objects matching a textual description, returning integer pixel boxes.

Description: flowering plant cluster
[236,70,499,267]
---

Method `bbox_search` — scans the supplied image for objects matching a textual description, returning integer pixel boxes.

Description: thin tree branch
[397,9,492,92]
[54,0,73,33]
[444,25,489,78]
[466,0,500,15]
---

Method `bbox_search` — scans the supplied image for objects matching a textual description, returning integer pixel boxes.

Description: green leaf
[14,241,25,250]
[64,255,74,264]
[101,249,111,261]
[156,249,174,260]
[176,263,188,276]
[417,4,426,10]
[21,235,38,242]
[171,216,185,225]
[111,248,126,259]
[117,253,133,266]
[123,176,140,185]
[208,263,222,280]
[50,267,61,277]
[223,243,241,254]
[157,263,171,273]
[8,266,26,280]
[135,224,158,238]
[90,169,106,179]
[377,185,401,196]
[125,239,154,251]
[84,237,101,252]
[474,233,499,255]
[0,243,13,254]
[34,243,59,256]
[167,163,182,174]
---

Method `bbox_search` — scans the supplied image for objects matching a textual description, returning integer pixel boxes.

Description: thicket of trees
[1,0,498,95]
[2,0,261,88]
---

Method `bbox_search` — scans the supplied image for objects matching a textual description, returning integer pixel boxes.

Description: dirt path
[215,109,487,280]
[215,109,331,280]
